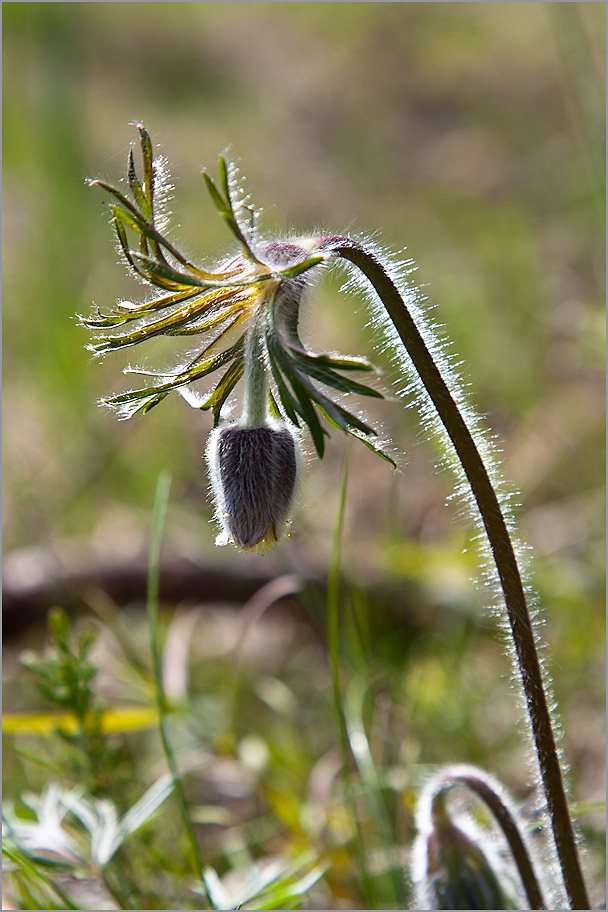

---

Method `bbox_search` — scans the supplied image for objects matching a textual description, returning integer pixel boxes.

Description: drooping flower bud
[207,422,299,552]
[413,782,521,910]
[421,817,518,909]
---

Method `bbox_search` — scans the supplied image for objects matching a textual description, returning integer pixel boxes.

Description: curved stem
[430,769,546,910]
[316,236,589,910]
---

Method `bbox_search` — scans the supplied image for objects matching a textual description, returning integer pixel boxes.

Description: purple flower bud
[207,422,299,552]
[422,820,518,910]
[413,786,520,910]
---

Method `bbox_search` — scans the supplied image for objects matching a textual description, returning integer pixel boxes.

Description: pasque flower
[83,125,391,550]
[84,128,591,907]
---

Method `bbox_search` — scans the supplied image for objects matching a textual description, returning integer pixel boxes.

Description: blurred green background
[2,2,605,907]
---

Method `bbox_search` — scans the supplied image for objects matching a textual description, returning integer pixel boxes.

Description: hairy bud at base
[207,423,299,552]
[422,821,518,910]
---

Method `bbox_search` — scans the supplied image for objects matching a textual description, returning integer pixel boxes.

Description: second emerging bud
[207,422,299,552]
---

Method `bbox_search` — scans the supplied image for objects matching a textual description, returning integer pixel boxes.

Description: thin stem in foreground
[147,473,211,908]
[316,236,590,910]
[327,449,379,910]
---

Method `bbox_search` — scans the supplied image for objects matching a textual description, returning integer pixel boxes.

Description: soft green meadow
[3,4,605,909]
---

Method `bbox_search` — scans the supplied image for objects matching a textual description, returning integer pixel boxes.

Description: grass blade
[146,473,212,907]
[326,449,377,909]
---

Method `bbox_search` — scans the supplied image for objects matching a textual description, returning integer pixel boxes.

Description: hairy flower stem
[430,769,546,909]
[242,307,269,428]
[316,236,590,910]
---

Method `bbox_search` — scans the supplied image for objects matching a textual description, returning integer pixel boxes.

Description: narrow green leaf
[113,212,129,248]
[130,252,208,289]
[208,360,244,424]
[289,373,328,458]
[89,178,139,214]
[109,206,177,267]
[82,287,204,328]
[270,364,302,428]
[130,250,273,292]
[104,391,168,419]
[186,313,248,367]
[351,432,396,466]
[323,373,384,399]
[202,171,229,215]
[113,217,158,285]
[266,332,302,426]
[104,336,245,406]
[309,398,349,433]
[140,393,168,415]
[295,371,378,437]
[89,297,219,354]
[111,203,163,264]
[110,204,148,236]
[115,287,203,316]
[318,406,396,466]
[137,123,155,209]
[323,397,377,437]
[95,174,221,280]
[165,303,246,337]
[127,148,149,218]
[288,349,384,398]
[267,389,282,420]
[288,348,375,373]
[78,309,127,329]
[215,156,262,263]
[278,254,325,279]
[217,155,231,205]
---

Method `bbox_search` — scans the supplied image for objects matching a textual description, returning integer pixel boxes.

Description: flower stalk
[314,235,590,911]
[242,305,270,429]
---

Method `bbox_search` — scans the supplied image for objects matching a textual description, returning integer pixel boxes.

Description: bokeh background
[3,3,605,908]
